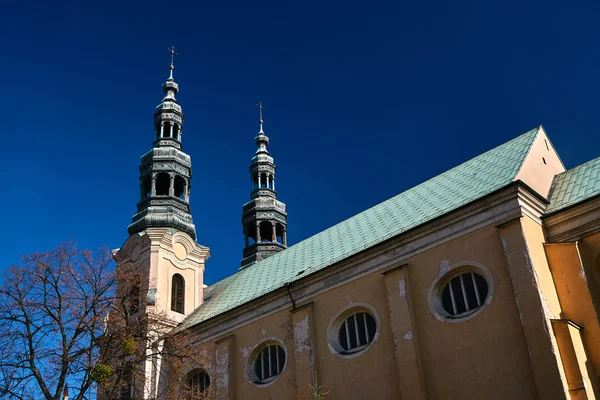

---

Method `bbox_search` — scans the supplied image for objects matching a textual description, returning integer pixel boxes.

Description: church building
[112,57,600,399]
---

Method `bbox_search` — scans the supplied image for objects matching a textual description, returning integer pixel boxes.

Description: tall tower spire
[240,103,288,269]
[128,47,195,238]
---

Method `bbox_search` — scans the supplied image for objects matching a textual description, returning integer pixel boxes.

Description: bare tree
[0,242,209,400]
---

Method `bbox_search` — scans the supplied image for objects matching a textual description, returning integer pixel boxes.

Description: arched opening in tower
[142,176,151,199]
[259,221,273,242]
[247,224,257,245]
[276,223,284,244]
[260,173,268,189]
[173,123,180,140]
[163,122,171,138]
[174,175,186,199]
[155,173,170,195]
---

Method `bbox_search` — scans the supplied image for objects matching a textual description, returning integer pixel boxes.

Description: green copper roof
[181,127,541,329]
[546,156,600,215]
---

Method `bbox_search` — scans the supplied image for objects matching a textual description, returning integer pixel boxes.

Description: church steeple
[128,47,196,239]
[240,103,288,269]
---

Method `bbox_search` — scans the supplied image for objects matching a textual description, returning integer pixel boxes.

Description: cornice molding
[543,197,600,242]
[184,182,547,341]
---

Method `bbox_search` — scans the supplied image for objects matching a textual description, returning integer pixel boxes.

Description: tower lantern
[240,103,288,269]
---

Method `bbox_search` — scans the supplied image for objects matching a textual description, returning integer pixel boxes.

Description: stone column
[291,303,317,400]
[258,175,262,188]
[282,229,287,246]
[273,177,275,191]
[169,123,174,138]
[272,222,277,242]
[151,175,157,196]
[382,264,427,399]
[214,335,236,400]
[169,175,174,196]
[184,183,189,202]
[160,123,164,138]
[256,222,261,242]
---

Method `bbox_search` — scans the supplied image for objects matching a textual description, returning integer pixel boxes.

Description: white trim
[245,337,288,388]
[427,261,494,323]
[326,302,381,359]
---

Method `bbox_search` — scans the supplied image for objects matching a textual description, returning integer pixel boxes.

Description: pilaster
[382,264,427,400]
[497,218,568,399]
[291,303,318,400]
[214,335,236,400]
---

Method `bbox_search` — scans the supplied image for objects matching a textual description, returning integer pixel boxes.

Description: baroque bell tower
[241,103,288,269]
[114,48,209,326]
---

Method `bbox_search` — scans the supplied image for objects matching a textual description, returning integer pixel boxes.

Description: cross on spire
[256,102,265,133]
[256,102,265,122]
[168,46,178,70]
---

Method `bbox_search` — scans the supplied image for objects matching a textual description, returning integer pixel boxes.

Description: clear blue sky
[2,0,599,285]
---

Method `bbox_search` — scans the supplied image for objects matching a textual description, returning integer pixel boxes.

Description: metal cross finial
[168,46,178,70]
[256,102,265,124]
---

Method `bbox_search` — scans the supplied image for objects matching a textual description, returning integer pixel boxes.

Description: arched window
[275,223,284,244]
[259,221,273,243]
[155,173,170,196]
[163,122,171,138]
[260,173,267,189]
[173,124,180,140]
[171,274,185,314]
[187,369,210,397]
[174,176,186,199]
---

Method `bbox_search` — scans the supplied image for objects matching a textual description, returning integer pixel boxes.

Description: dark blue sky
[2,0,599,284]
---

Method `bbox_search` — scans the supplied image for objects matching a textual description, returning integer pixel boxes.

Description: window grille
[441,272,488,317]
[188,370,210,395]
[338,312,377,354]
[254,344,286,383]
[171,274,185,314]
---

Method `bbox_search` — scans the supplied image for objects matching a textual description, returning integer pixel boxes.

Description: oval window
[187,369,210,396]
[253,343,286,384]
[338,311,377,355]
[441,272,488,318]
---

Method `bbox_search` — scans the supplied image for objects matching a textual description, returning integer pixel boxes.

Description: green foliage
[90,363,113,383]
[121,337,137,355]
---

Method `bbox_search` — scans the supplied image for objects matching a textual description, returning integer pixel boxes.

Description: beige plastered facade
[115,127,600,399]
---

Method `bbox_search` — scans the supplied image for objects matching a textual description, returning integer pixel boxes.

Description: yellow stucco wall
[188,223,549,399]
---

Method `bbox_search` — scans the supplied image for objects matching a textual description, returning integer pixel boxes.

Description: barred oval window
[441,272,488,318]
[187,369,210,397]
[338,311,377,354]
[252,343,286,384]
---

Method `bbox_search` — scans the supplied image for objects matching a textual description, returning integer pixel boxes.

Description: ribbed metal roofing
[180,127,541,329]
[546,156,600,215]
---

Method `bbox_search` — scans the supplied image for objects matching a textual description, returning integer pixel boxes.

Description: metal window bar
[471,273,482,307]
[275,345,280,374]
[344,318,351,350]
[459,274,470,310]
[268,345,273,378]
[448,279,458,315]
[260,349,265,381]
[353,313,361,347]
[363,312,370,343]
